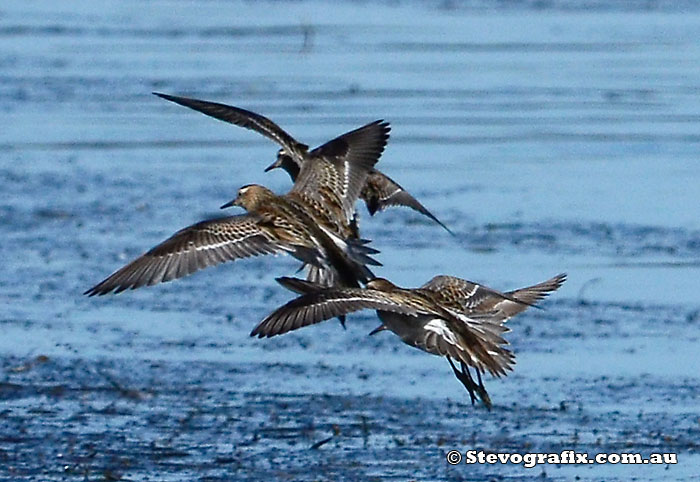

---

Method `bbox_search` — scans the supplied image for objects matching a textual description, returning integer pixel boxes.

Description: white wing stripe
[193,232,262,252]
[424,319,461,348]
[382,187,401,201]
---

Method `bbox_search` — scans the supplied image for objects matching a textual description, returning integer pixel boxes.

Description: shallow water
[1,1,699,480]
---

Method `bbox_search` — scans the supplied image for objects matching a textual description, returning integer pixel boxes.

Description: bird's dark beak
[369,325,388,336]
[220,198,238,209]
[264,158,282,172]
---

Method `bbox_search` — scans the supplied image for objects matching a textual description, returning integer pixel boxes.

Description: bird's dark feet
[448,358,492,410]
[464,361,491,410]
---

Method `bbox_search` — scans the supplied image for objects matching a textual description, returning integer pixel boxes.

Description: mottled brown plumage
[283,119,390,239]
[85,185,372,296]
[86,112,391,296]
[154,92,451,233]
[252,273,567,407]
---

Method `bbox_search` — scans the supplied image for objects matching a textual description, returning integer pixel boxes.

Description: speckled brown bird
[85,118,390,296]
[251,273,567,408]
[153,92,452,234]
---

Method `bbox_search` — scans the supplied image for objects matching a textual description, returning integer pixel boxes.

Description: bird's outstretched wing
[504,273,567,304]
[422,273,566,322]
[153,92,308,162]
[251,278,428,338]
[421,275,529,313]
[290,120,391,230]
[85,215,286,296]
[361,170,453,235]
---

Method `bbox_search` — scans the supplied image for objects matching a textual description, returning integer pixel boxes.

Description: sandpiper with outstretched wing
[251,273,567,407]
[154,92,452,234]
[85,119,390,296]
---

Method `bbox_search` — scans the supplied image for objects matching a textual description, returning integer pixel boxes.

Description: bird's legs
[448,358,492,410]
[463,361,491,410]
[448,358,477,405]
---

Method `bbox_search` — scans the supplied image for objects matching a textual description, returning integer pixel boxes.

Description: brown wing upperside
[85,215,286,296]
[421,275,534,315]
[422,273,566,322]
[251,285,429,338]
[290,120,390,229]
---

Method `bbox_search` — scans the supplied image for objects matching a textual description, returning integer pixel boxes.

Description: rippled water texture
[1,1,699,480]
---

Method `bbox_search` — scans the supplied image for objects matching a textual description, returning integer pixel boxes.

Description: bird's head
[264,149,301,178]
[221,184,273,211]
[366,278,398,292]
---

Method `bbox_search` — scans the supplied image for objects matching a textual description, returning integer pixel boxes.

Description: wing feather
[361,171,452,234]
[153,92,307,161]
[85,215,285,296]
[421,275,534,316]
[423,273,566,323]
[290,120,390,229]
[251,287,428,338]
[418,317,515,377]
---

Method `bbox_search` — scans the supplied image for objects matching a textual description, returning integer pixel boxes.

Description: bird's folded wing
[85,215,285,296]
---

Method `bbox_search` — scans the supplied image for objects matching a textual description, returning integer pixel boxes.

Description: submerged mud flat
[2,0,700,480]
[1,328,699,482]
[2,297,698,481]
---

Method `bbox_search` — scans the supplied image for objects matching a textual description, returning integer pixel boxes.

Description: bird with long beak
[85,119,390,296]
[251,273,567,408]
[154,92,453,235]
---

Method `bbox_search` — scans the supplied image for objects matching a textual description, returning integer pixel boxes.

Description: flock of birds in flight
[85,93,566,409]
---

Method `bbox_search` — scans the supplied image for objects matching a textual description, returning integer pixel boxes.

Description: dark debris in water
[460,221,700,260]
[361,213,700,262]
[0,356,698,481]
